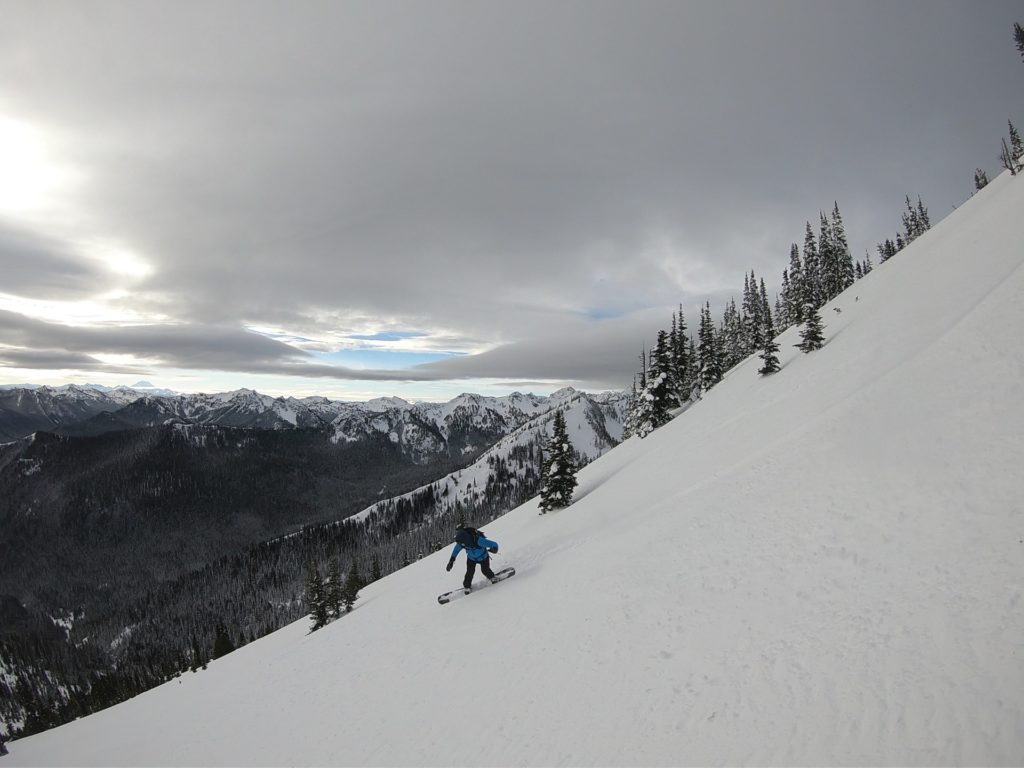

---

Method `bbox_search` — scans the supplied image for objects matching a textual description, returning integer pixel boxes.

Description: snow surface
[9,173,1024,766]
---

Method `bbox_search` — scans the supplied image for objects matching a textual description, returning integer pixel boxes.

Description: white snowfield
[10,173,1024,766]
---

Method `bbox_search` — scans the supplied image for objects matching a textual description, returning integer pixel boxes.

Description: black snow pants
[464,557,495,589]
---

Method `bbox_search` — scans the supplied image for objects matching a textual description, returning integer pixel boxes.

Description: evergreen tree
[758,312,781,375]
[686,337,698,392]
[621,375,641,440]
[802,222,821,309]
[1000,137,1017,176]
[786,243,805,325]
[778,268,792,329]
[862,250,873,275]
[304,561,328,631]
[759,278,773,334]
[190,636,204,672]
[742,271,766,354]
[721,298,745,368]
[916,197,930,231]
[876,238,897,263]
[1015,22,1024,63]
[670,306,691,403]
[212,622,235,659]
[625,378,654,440]
[538,410,579,508]
[974,168,989,190]
[325,558,344,618]
[370,557,383,583]
[818,211,838,302]
[342,562,364,613]
[648,330,676,416]
[831,203,855,291]
[902,195,921,242]
[854,261,863,280]
[796,303,825,353]
[1009,121,1024,171]
[697,302,723,392]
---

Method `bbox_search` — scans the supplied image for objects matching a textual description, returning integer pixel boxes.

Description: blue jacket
[451,535,498,563]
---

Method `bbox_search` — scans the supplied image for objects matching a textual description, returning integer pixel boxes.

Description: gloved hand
[446,559,454,572]
[488,547,498,554]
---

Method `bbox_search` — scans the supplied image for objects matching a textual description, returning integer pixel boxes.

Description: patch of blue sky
[348,331,429,342]
[579,304,650,321]
[318,348,459,370]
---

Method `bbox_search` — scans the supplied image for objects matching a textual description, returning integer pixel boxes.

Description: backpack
[454,526,483,549]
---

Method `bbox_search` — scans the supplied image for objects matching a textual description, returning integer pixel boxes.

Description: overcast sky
[0,1,1021,400]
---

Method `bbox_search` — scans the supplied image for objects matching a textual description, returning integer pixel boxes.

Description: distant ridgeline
[0,386,627,738]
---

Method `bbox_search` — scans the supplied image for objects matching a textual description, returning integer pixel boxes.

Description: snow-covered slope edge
[10,173,1024,766]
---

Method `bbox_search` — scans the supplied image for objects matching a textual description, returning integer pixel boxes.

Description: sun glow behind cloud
[0,292,170,326]
[82,240,153,279]
[0,117,80,214]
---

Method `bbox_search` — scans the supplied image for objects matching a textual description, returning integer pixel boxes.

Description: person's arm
[479,537,498,553]
[446,543,463,570]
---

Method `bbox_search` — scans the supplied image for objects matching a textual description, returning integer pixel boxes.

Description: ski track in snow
[7,173,1024,766]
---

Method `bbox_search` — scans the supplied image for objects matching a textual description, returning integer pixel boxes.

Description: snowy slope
[9,173,1024,766]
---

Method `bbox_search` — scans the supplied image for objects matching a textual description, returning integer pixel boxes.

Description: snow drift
[9,172,1024,766]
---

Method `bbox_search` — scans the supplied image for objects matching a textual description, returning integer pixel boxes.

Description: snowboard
[438,567,515,604]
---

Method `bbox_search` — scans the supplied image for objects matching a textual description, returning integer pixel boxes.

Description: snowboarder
[446,525,499,593]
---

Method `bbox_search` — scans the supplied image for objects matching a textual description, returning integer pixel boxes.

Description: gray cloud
[0,306,660,388]
[1,0,1021,392]
[0,347,146,374]
[0,226,107,300]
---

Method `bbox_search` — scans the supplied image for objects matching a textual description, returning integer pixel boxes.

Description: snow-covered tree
[786,243,805,325]
[621,376,642,440]
[697,302,723,392]
[796,303,825,353]
[758,278,773,335]
[818,211,839,302]
[627,383,656,440]
[1000,137,1017,176]
[669,306,692,403]
[974,168,990,190]
[342,562,364,613]
[304,561,328,631]
[721,298,745,368]
[831,203,855,292]
[916,197,930,232]
[1009,121,1024,171]
[741,271,767,355]
[758,312,781,375]
[648,330,676,416]
[802,222,822,309]
[325,558,344,618]
[539,410,578,510]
